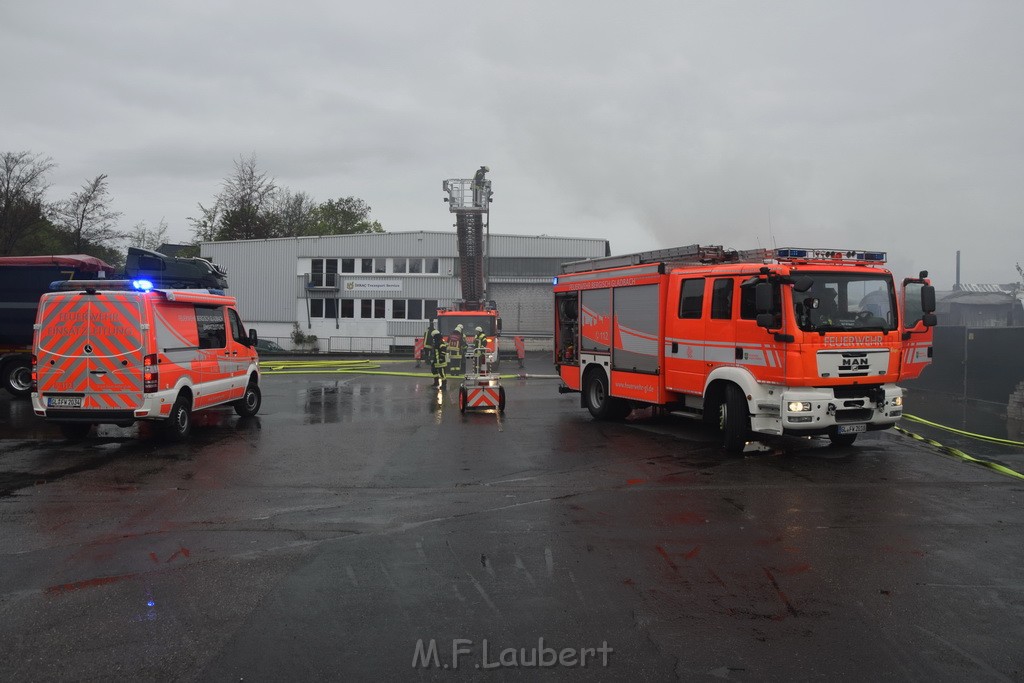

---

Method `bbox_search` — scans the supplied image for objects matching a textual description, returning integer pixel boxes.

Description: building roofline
[201,231,610,247]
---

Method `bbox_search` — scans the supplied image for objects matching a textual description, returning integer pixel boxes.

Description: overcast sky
[3,1,1022,288]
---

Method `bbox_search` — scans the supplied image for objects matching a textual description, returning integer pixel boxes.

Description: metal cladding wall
[904,326,1024,403]
[202,232,609,337]
[490,283,554,335]
[203,239,297,322]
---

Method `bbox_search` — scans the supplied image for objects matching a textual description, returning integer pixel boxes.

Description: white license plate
[47,397,83,408]
[837,424,867,435]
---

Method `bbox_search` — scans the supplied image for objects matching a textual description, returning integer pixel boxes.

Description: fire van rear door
[84,292,145,409]
[36,292,145,410]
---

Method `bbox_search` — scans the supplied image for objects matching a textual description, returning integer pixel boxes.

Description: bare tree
[54,174,123,253]
[216,154,278,240]
[126,218,169,251]
[0,151,56,255]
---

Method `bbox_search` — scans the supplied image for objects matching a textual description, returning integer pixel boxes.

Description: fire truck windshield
[793,272,896,333]
[437,315,496,336]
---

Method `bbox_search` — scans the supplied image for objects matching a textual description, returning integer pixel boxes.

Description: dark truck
[0,254,115,397]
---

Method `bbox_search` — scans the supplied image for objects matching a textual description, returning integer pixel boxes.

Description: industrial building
[201,232,609,352]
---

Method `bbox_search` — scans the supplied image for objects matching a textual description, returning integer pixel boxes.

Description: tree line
[0,151,384,268]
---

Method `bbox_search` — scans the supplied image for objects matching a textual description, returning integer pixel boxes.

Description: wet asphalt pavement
[1,354,1023,681]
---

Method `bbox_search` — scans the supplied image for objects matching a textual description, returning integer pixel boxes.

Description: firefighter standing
[418,319,436,368]
[470,326,488,373]
[448,323,464,375]
[472,166,489,207]
[430,330,448,384]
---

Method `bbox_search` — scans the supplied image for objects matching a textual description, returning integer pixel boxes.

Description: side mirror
[496,318,502,334]
[922,312,937,328]
[249,329,258,346]
[755,282,774,313]
[756,313,777,330]
[921,284,936,314]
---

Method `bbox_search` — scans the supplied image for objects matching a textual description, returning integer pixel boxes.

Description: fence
[904,326,1024,404]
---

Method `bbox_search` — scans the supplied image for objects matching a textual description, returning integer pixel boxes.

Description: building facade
[201,232,608,352]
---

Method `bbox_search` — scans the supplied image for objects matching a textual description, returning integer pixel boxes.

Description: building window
[425,258,439,274]
[341,299,354,318]
[393,258,407,274]
[408,299,422,320]
[374,299,385,318]
[409,258,423,274]
[360,299,372,317]
[310,299,324,317]
[311,259,338,287]
[325,298,337,318]
[425,299,438,319]
[393,299,407,319]
[341,258,355,273]
[360,258,386,273]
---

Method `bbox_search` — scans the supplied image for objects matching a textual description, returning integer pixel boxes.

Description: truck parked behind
[0,254,115,397]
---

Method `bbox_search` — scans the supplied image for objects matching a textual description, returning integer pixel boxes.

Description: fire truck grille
[835,408,873,423]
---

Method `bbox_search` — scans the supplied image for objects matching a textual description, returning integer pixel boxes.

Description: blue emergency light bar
[776,248,887,263]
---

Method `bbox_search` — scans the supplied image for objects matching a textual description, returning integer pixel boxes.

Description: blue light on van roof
[132,279,154,291]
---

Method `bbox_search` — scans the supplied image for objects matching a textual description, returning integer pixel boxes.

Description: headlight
[892,396,903,407]
[787,401,812,412]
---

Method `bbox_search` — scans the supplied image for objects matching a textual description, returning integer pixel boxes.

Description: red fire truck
[553,245,936,452]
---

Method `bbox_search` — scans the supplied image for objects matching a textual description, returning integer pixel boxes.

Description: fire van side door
[664,274,707,395]
[225,307,254,398]
[193,304,228,408]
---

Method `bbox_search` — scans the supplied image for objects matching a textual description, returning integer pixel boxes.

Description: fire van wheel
[829,432,858,447]
[163,395,192,441]
[719,384,751,454]
[498,386,506,412]
[459,387,467,413]
[584,370,628,420]
[2,360,32,398]
[234,382,262,418]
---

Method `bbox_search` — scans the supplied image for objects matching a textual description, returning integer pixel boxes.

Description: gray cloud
[3,0,1021,287]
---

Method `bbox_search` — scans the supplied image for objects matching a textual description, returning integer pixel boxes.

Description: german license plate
[47,396,82,408]
[837,423,867,435]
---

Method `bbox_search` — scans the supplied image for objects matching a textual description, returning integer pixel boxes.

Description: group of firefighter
[420,320,490,384]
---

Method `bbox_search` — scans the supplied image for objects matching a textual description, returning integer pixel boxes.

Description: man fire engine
[553,245,936,452]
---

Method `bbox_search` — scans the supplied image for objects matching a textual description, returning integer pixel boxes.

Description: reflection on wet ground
[897,389,1024,471]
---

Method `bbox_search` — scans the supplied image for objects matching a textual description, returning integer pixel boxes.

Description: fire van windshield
[793,272,896,333]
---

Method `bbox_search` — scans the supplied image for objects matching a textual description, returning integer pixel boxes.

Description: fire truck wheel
[584,370,628,420]
[498,386,506,412]
[828,432,857,447]
[720,385,751,453]
[59,422,92,440]
[459,387,467,412]
[2,360,33,398]
[234,382,262,417]
[163,395,192,441]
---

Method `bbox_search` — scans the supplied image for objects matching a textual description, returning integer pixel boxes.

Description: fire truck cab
[554,245,936,452]
[32,279,261,440]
